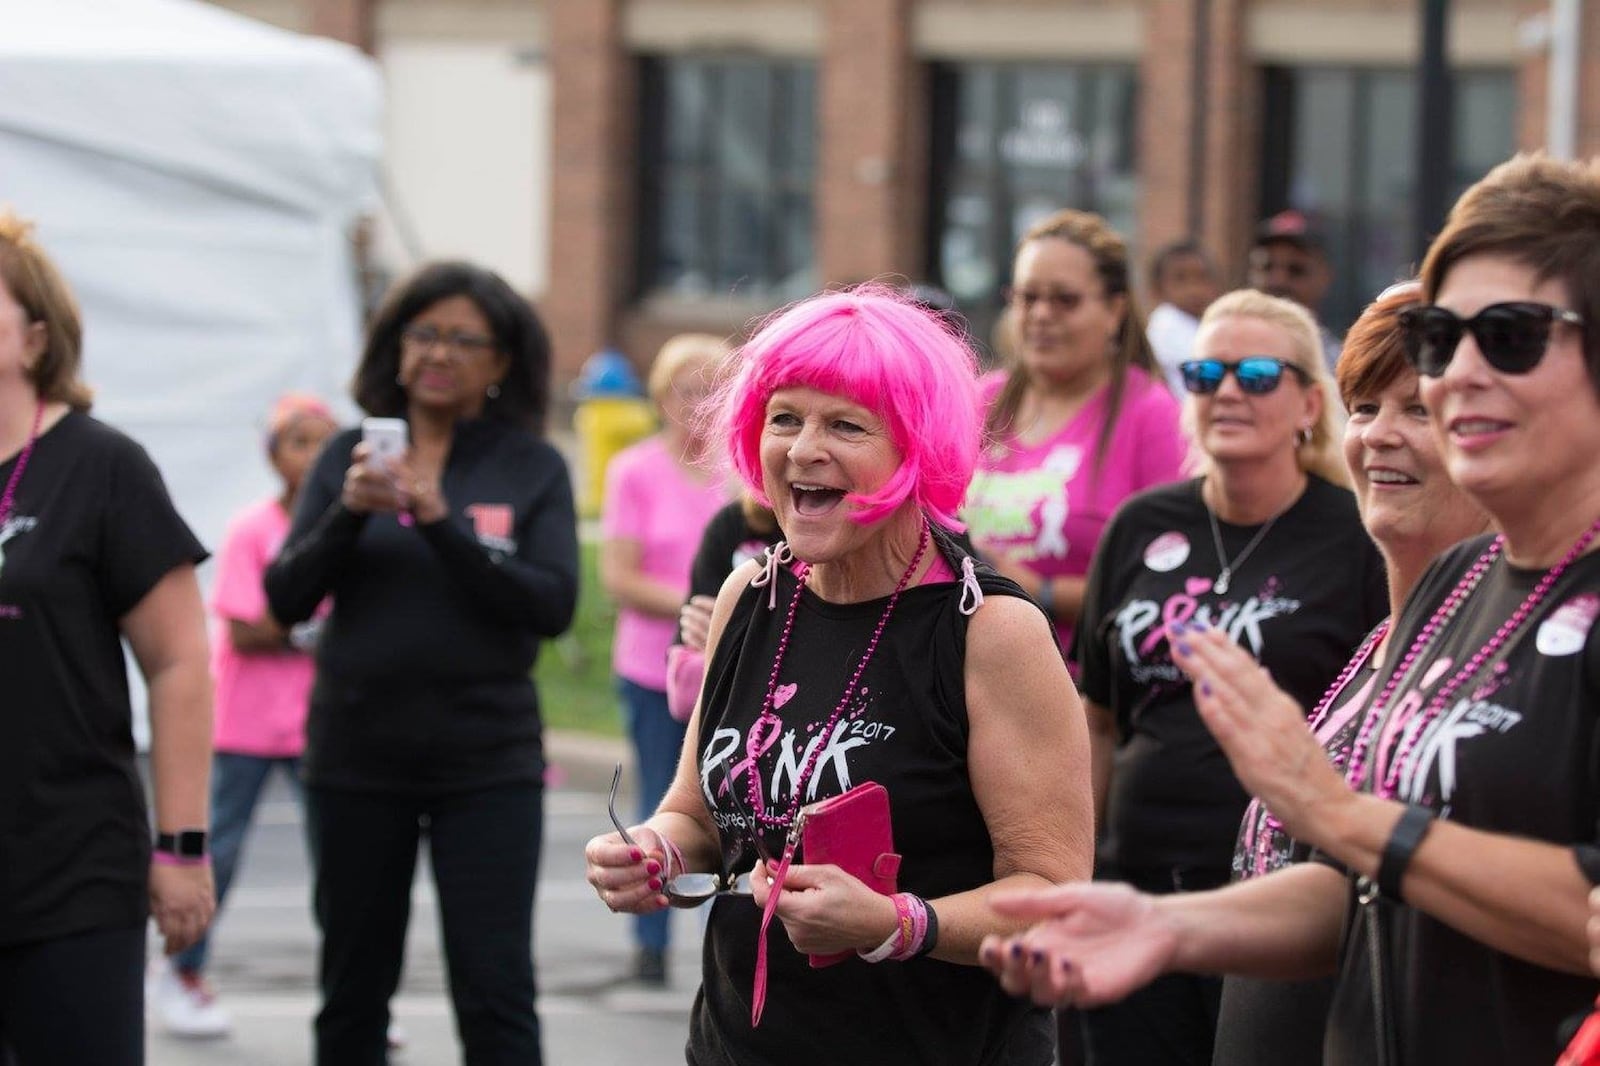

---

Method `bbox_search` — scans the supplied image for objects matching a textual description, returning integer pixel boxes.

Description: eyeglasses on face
[1179,357,1312,395]
[606,764,761,908]
[1003,287,1090,315]
[400,324,497,359]
[1396,301,1585,378]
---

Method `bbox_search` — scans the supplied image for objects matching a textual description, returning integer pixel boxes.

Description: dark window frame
[924,60,1141,354]
[1257,64,1517,333]
[634,54,817,304]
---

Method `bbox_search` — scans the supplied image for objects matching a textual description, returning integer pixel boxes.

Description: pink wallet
[798,781,901,967]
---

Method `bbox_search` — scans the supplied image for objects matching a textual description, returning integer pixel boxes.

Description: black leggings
[0,924,145,1066]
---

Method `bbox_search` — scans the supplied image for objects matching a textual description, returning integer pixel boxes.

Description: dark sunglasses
[1397,301,1585,377]
[1003,287,1089,315]
[1179,357,1311,395]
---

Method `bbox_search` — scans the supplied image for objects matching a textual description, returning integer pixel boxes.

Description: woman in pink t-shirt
[157,394,337,1037]
[964,210,1189,664]
[600,333,731,984]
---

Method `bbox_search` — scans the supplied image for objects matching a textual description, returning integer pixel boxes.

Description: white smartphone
[360,417,408,471]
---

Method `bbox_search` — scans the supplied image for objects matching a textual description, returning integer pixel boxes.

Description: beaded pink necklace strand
[0,401,44,576]
[1246,617,1392,874]
[1344,516,1600,800]
[743,520,931,832]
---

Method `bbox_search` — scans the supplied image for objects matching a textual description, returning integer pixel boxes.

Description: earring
[486,383,501,400]
[1298,425,1313,446]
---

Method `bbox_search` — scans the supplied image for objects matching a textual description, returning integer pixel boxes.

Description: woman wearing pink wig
[585,286,1093,1064]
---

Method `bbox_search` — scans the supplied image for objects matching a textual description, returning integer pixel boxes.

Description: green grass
[536,538,625,736]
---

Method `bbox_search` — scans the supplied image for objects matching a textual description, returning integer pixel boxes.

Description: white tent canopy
[0,0,383,559]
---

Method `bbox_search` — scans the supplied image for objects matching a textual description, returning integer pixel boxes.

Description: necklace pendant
[1214,569,1231,595]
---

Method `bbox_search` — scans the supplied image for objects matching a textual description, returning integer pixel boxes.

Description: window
[1259,66,1516,333]
[926,62,1139,352]
[637,56,817,302]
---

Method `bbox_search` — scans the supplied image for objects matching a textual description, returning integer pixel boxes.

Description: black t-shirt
[675,501,782,646]
[688,530,1054,1066]
[264,417,578,794]
[1323,536,1600,1066]
[0,412,207,946]
[1072,475,1386,882]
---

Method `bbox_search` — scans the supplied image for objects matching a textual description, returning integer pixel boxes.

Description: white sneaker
[153,964,232,1038]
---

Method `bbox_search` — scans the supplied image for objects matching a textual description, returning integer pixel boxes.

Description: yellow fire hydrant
[572,348,656,519]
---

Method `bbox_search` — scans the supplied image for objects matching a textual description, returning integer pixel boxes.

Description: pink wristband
[152,851,209,868]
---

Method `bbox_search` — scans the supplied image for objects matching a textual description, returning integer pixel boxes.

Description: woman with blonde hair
[1064,288,1386,1064]
[963,210,1187,668]
[600,331,732,984]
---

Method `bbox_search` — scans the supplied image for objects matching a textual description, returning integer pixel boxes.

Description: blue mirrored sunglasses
[1179,357,1311,395]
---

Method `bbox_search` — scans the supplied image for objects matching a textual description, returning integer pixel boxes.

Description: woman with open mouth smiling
[585,286,1092,1065]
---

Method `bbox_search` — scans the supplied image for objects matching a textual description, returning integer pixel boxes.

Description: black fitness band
[1377,804,1436,901]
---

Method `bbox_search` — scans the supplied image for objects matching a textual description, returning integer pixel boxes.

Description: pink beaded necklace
[0,401,44,544]
[1344,516,1600,799]
[742,520,931,831]
[1244,618,1391,875]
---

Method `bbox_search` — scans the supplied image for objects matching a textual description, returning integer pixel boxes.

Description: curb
[545,729,630,794]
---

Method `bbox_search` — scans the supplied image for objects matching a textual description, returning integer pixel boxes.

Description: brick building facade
[230,0,1600,384]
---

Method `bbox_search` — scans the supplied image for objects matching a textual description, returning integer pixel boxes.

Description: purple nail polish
[1177,641,1192,655]
[1010,943,1024,959]
[1060,958,1074,973]
[1031,950,1046,965]
[1170,621,1187,635]
[1201,680,1213,696]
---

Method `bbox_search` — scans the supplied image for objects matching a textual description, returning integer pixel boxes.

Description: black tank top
[687,530,1054,1066]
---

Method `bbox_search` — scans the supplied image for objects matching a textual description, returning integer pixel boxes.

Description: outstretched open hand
[979,882,1176,1009]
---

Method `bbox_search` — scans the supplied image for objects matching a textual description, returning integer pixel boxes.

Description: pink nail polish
[629,848,643,862]
[648,877,662,891]
[646,861,661,876]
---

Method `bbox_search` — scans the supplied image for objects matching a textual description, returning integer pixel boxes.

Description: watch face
[158,830,208,858]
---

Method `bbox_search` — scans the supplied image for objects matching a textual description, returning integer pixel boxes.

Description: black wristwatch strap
[155,829,209,859]
[1377,804,1435,901]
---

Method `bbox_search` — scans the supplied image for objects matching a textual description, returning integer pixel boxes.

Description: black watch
[155,829,209,859]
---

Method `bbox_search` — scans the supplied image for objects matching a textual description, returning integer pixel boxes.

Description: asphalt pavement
[146,731,702,1065]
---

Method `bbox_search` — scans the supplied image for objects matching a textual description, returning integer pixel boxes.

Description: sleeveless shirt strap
[749,541,795,610]
[958,556,985,616]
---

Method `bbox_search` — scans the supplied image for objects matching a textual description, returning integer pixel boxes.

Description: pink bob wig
[720,285,981,530]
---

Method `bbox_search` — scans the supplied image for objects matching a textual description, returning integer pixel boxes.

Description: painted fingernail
[1010,943,1024,959]
[1169,621,1187,635]
[1060,958,1074,973]
[1177,641,1192,655]
[1201,680,1213,696]
[646,860,661,876]
[648,877,662,891]
[1031,950,1046,965]
[629,848,643,862]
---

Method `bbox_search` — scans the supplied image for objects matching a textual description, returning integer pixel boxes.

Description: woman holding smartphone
[266,261,578,1066]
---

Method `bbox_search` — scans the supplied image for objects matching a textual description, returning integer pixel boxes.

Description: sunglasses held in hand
[606,764,764,908]
[1397,301,1585,377]
[1179,357,1312,395]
